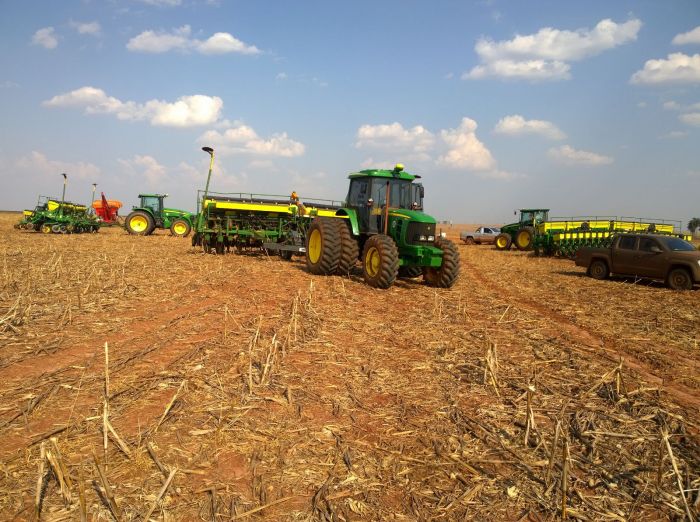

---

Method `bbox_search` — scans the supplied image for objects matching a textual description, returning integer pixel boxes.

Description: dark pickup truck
[575,233,700,290]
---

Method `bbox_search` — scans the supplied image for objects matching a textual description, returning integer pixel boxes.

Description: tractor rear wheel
[494,233,512,250]
[362,234,399,288]
[170,219,192,237]
[336,220,359,275]
[424,238,460,288]
[125,211,155,236]
[515,226,535,251]
[306,217,341,275]
[398,266,423,278]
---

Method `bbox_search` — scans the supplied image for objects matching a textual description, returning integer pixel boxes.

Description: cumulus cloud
[494,115,565,139]
[32,27,58,49]
[465,18,641,81]
[356,122,435,153]
[658,130,687,139]
[118,155,167,186]
[43,86,223,127]
[672,26,700,45]
[680,112,700,126]
[127,25,260,55]
[548,145,613,166]
[16,151,100,180]
[438,118,496,171]
[630,53,700,85]
[71,21,101,36]
[199,124,305,157]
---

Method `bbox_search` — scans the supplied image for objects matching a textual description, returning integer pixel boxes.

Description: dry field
[0,214,698,521]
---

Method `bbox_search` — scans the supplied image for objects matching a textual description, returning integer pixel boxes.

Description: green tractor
[305,164,460,289]
[124,194,194,237]
[494,208,550,251]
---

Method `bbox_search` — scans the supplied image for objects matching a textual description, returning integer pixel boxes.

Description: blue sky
[1,0,699,225]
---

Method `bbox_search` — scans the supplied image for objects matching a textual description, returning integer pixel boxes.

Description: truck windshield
[662,237,696,251]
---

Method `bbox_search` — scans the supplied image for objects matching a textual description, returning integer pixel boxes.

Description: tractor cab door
[348,178,376,234]
[141,196,163,218]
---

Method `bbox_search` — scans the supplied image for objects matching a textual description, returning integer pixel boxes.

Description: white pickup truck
[460,226,501,245]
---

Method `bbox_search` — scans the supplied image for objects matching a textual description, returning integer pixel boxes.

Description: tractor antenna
[60,173,68,215]
[199,147,215,230]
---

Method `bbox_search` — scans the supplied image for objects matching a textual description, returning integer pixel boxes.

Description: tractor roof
[348,164,419,181]
[521,208,550,212]
[138,193,167,198]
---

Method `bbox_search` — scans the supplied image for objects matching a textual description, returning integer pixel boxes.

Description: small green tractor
[193,146,460,289]
[494,209,549,251]
[124,194,194,237]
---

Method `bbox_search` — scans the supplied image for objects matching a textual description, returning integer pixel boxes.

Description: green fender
[335,208,359,236]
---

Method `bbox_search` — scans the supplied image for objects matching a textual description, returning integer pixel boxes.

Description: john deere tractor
[494,208,549,251]
[305,164,460,289]
[124,194,194,237]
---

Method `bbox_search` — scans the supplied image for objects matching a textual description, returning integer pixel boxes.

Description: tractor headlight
[427,235,435,241]
[419,235,427,241]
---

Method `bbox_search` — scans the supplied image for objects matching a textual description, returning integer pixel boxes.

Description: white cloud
[637,101,647,108]
[356,122,435,152]
[32,27,58,49]
[658,130,687,139]
[680,112,700,126]
[136,0,182,5]
[493,114,565,139]
[44,86,223,127]
[631,53,700,85]
[466,18,641,81]
[1,81,20,89]
[548,145,613,166]
[199,124,305,157]
[118,155,167,186]
[360,158,396,170]
[16,151,100,180]
[126,25,260,55]
[663,101,680,110]
[275,72,287,80]
[438,118,496,171]
[71,21,101,36]
[672,26,700,45]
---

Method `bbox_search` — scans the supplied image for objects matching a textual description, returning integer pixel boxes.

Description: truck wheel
[588,260,609,280]
[170,219,192,237]
[515,226,535,251]
[398,266,423,278]
[494,233,512,250]
[125,211,155,236]
[424,238,460,288]
[666,268,693,290]
[306,217,341,275]
[362,234,399,288]
[336,220,359,275]
[463,237,475,245]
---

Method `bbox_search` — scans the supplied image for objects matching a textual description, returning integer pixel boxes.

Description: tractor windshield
[141,196,162,215]
[372,179,419,210]
[521,210,548,224]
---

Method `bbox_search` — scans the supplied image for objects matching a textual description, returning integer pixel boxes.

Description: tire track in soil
[461,256,700,416]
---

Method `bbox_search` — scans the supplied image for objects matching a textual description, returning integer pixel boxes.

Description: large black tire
[515,226,535,251]
[666,268,693,290]
[398,266,423,278]
[494,233,512,251]
[424,238,460,288]
[125,211,155,236]
[336,220,359,275]
[361,234,399,289]
[306,217,341,275]
[170,218,192,237]
[587,259,609,280]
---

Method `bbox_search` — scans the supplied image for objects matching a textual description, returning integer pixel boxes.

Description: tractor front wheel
[170,219,192,237]
[306,217,341,275]
[362,234,399,289]
[125,211,155,236]
[424,238,460,288]
[515,226,535,251]
[494,233,512,250]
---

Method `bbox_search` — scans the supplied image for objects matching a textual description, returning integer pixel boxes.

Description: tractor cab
[518,208,549,226]
[345,164,424,234]
[137,194,167,218]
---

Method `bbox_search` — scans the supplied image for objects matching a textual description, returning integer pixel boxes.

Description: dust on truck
[305,164,460,289]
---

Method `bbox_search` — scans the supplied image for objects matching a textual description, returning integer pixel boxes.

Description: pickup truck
[460,226,501,245]
[575,233,700,290]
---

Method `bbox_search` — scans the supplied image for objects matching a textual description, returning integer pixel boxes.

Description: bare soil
[0,215,698,521]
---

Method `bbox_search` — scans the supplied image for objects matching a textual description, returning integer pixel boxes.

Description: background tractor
[305,164,460,289]
[494,209,549,251]
[124,194,194,237]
